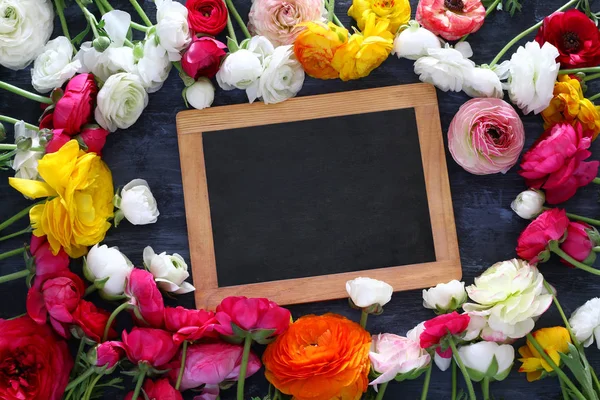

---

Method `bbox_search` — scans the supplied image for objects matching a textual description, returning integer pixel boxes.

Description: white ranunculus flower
[422,280,467,313]
[143,246,195,294]
[244,35,275,63]
[506,41,560,115]
[463,259,552,339]
[463,67,504,99]
[569,298,600,349]
[216,49,263,101]
[102,10,131,48]
[185,78,214,109]
[393,21,441,60]
[135,36,172,93]
[463,313,510,343]
[84,244,134,297]
[12,121,43,180]
[31,37,80,93]
[434,351,452,371]
[346,277,393,308]
[155,0,191,61]
[76,42,136,82]
[406,321,425,343]
[457,341,514,381]
[413,44,475,92]
[0,0,54,70]
[258,45,304,104]
[95,72,149,132]
[511,189,545,220]
[116,179,160,225]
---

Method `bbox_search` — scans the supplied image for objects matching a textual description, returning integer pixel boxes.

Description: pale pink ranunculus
[416,0,485,41]
[248,0,325,46]
[448,98,525,175]
[369,333,431,389]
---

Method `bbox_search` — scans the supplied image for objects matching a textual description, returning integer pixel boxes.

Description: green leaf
[465,366,486,382]
[485,355,499,379]
[505,0,522,16]
[227,37,239,52]
[72,23,91,46]
[558,344,598,399]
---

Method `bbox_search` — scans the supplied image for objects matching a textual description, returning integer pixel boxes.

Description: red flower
[535,9,600,68]
[560,221,599,267]
[93,341,125,369]
[30,235,69,281]
[186,0,228,35]
[72,300,117,342]
[215,296,291,337]
[125,378,183,400]
[0,316,73,400]
[77,125,110,155]
[419,312,470,349]
[181,37,227,79]
[519,123,599,204]
[53,74,97,135]
[164,306,219,344]
[516,209,570,264]
[125,269,165,328]
[44,129,71,153]
[416,0,486,41]
[39,112,54,130]
[119,327,179,367]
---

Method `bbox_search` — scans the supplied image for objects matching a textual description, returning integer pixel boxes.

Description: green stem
[99,0,113,10]
[226,11,237,45]
[0,269,29,284]
[0,246,27,261]
[54,0,72,41]
[560,67,600,75]
[0,203,38,231]
[459,0,500,42]
[0,116,39,131]
[543,206,600,226]
[65,367,96,392]
[584,73,600,82]
[559,376,569,400]
[103,302,130,341]
[549,241,600,275]
[590,93,600,102]
[131,369,147,400]
[482,377,490,400]
[0,144,16,151]
[452,359,457,400]
[591,368,600,397]
[359,310,369,329]
[420,362,432,400]
[333,14,344,28]
[327,0,335,22]
[130,0,153,26]
[94,0,107,14]
[83,373,103,400]
[84,285,97,297]
[375,381,389,400]
[224,0,251,39]
[448,336,477,400]
[131,21,149,32]
[71,337,86,379]
[0,81,53,104]
[237,335,252,400]
[0,149,17,162]
[489,0,579,66]
[175,341,188,390]
[76,0,100,38]
[0,226,32,242]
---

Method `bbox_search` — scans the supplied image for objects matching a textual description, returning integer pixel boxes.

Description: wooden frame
[176,83,461,310]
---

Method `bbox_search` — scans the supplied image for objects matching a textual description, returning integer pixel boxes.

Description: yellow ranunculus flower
[518,326,572,382]
[9,140,114,258]
[294,21,349,80]
[331,14,394,81]
[542,75,600,140]
[348,0,410,34]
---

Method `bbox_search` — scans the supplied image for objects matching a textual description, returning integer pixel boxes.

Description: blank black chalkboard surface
[176,84,461,309]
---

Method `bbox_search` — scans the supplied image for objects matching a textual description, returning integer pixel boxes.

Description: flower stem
[226,11,238,45]
[0,81,53,104]
[71,337,87,378]
[560,67,600,75]
[0,269,29,284]
[84,285,97,297]
[559,376,569,400]
[482,377,490,400]
[0,144,16,151]
[489,0,579,67]
[54,0,72,41]
[549,241,600,275]
[420,362,432,400]
[459,0,500,42]
[0,116,39,131]
[333,15,344,28]
[0,227,32,242]
[83,372,103,400]
[237,335,252,400]
[65,367,96,391]
[131,368,147,400]
[103,302,130,341]
[543,206,600,226]
[327,0,335,22]
[359,310,369,329]
[448,336,477,400]
[130,0,153,27]
[375,381,389,400]
[75,0,100,38]
[224,0,251,39]
[94,0,107,14]
[452,359,457,400]
[0,203,38,231]
[131,21,150,32]
[589,93,600,102]
[584,73,600,82]
[175,340,188,390]
[0,247,28,261]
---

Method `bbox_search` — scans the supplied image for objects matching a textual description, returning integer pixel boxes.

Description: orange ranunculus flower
[263,313,371,400]
[518,326,572,382]
[293,21,349,80]
[542,75,600,140]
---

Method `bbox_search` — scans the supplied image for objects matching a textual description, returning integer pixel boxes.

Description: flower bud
[15,136,32,151]
[346,277,393,309]
[422,280,467,314]
[511,189,545,219]
[114,179,160,226]
[92,36,112,52]
[84,244,133,298]
[143,246,195,294]
[392,20,441,60]
[184,78,214,110]
[88,341,125,373]
[458,341,515,382]
[38,129,53,147]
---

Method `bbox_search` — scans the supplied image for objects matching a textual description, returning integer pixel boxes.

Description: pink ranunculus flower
[369,334,431,390]
[119,327,180,368]
[215,296,291,338]
[416,0,485,41]
[560,221,600,267]
[164,306,219,344]
[125,268,165,328]
[91,341,125,369]
[448,98,525,175]
[248,0,325,46]
[516,208,569,264]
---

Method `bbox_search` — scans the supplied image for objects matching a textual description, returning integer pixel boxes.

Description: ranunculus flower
[215,296,291,337]
[263,314,371,400]
[134,34,172,93]
[293,21,349,80]
[193,385,219,400]
[143,246,195,294]
[518,123,599,204]
[392,20,441,60]
[511,189,545,220]
[29,235,70,282]
[125,379,182,400]
[569,297,600,349]
[84,244,134,298]
[44,129,71,154]
[516,209,570,264]
[414,44,475,92]
[91,341,125,369]
[348,0,410,34]
[185,78,215,110]
[518,326,571,382]
[462,313,510,344]
[346,277,393,308]
[75,43,135,82]
[119,327,179,367]
[181,36,226,79]
[155,0,191,61]
[416,0,485,41]
[78,125,110,155]
[11,121,45,180]
[167,342,261,390]
[0,316,73,399]
[258,45,305,104]
[72,300,116,342]
[164,306,218,344]
[422,280,467,313]
[125,269,165,328]
[463,259,553,339]
[458,341,514,381]
[95,72,149,132]
[101,10,131,47]
[463,66,503,98]
[535,9,600,68]
[448,98,524,175]
[186,0,227,36]
[560,221,600,267]
[216,49,263,100]
[115,179,160,225]
[419,312,470,349]
[0,0,54,70]
[31,36,80,93]
[53,73,98,135]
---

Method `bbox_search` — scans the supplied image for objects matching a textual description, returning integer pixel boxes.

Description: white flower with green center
[143,246,195,294]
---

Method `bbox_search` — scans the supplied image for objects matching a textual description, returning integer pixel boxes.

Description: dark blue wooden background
[1,0,599,398]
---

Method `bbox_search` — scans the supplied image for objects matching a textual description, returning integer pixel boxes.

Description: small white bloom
[434,351,452,371]
[244,35,275,63]
[569,298,600,349]
[422,280,467,313]
[12,121,43,180]
[258,45,304,104]
[76,42,136,82]
[155,0,191,61]
[414,44,475,92]
[346,277,393,308]
[216,49,263,101]
[463,67,504,99]
[392,21,441,60]
[102,10,131,47]
[134,35,172,93]
[116,179,160,225]
[457,341,515,381]
[185,78,214,110]
[31,37,80,93]
[0,0,54,70]
[143,246,195,294]
[506,41,560,115]
[462,313,510,343]
[511,189,545,220]
[95,72,149,132]
[84,244,134,297]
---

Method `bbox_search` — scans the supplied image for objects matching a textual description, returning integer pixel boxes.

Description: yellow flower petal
[9,178,57,199]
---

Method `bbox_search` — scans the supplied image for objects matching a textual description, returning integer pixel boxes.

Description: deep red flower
[125,268,165,328]
[72,300,117,342]
[119,327,179,367]
[39,112,54,130]
[560,221,599,267]
[164,306,219,344]
[30,235,69,281]
[181,36,227,79]
[93,341,125,369]
[53,74,97,135]
[125,378,183,400]
[535,9,600,68]
[419,312,470,349]
[0,316,73,400]
[516,208,570,264]
[186,0,228,35]
[215,296,291,337]
[44,129,71,153]
[77,125,110,155]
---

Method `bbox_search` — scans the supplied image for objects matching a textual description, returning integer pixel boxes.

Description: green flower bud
[93,36,111,52]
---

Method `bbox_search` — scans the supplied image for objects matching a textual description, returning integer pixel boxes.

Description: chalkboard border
[176,83,461,310]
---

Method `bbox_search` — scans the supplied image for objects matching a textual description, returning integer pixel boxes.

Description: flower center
[487,127,501,142]
[444,0,464,12]
[562,31,581,52]
[0,350,36,391]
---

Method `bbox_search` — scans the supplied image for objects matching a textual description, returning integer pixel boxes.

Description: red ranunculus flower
[535,9,600,68]
[215,296,291,337]
[164,306,219,344]
[519,123,599,204]
[516,208,570,264]
[77,125,110,155]
[186,0,228,35]
[125,378,183,400]
[44,129,71,153]
[560,221,599,267]
[125,268,165,328]
[181,36,227,79]
[416,0,486,41]
[53,73,97,135]
[119,327,179,367]
[419,311,470,349]
[93,341,125,369]
[39,112,54,130]
[0,316,73,400]
[30,235,69,281]
[72,300,116,342]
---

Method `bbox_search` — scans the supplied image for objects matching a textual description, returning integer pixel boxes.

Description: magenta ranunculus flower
[560,221,600,267]
[416,0,485,41]
[448,98,525,175]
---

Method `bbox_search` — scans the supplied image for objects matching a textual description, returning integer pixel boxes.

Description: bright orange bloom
[518,326,572,382]
[293,22,349,80]
[263,314,371,400]
[542,75,600,140]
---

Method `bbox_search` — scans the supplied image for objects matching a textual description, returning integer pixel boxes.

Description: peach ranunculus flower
[248,0,326,46]
[294,21,349,79]
[541,74,600,140]
[263,313,371,400]
[416,0,485,41]
[348,0,411,34]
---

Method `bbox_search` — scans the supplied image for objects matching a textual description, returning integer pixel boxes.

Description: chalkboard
[177,84,461,309]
